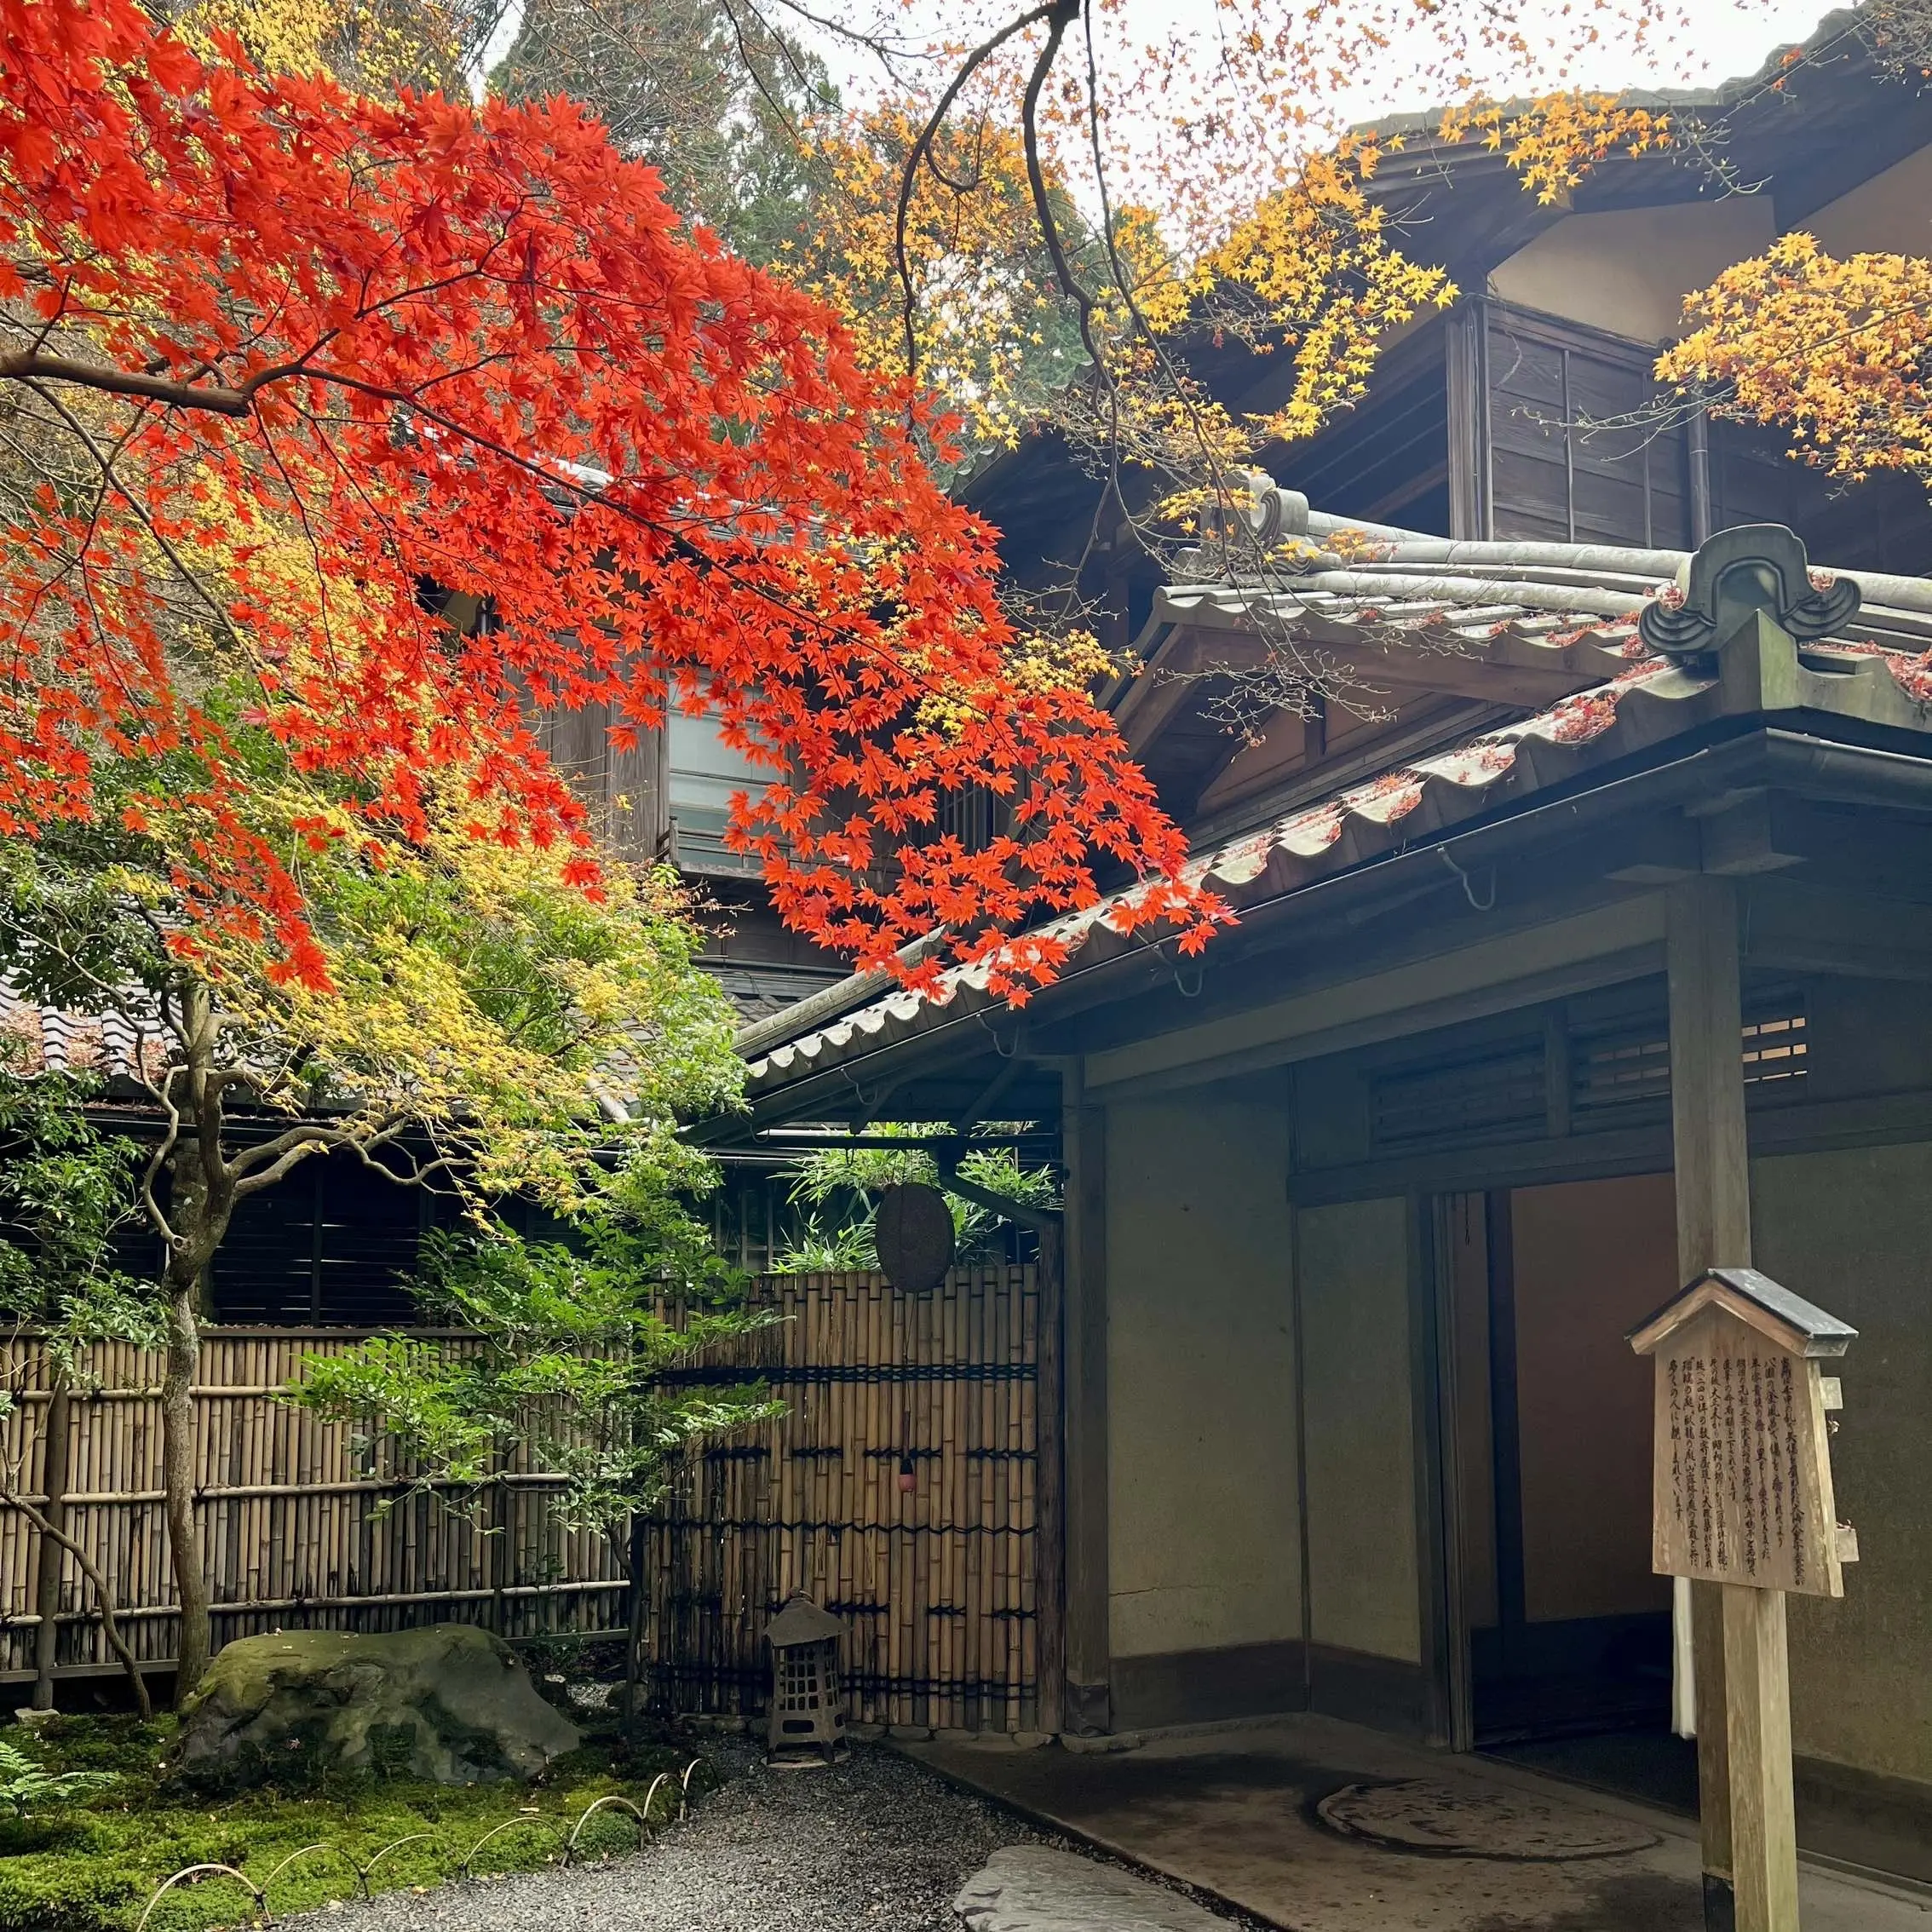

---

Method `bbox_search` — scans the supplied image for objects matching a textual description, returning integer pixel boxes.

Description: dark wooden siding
[1269,335,1452,535]
[1485,303,1695,549]
[1711,419,1932,577]
[210,1148,422,1326]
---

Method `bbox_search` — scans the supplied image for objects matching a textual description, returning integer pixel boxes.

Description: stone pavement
[955,1846,1239,1931]
[908,1716,1932,1932]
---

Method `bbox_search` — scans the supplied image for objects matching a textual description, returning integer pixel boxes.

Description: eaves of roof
[729,527,1932,1109]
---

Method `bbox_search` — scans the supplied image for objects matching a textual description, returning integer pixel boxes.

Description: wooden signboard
[1630,1268,1857,1597]
[1631,1268,1859,1932]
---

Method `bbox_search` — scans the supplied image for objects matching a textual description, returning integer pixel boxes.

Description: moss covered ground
[0,1711,710,1932]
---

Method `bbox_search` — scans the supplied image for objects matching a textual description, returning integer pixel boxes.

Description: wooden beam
[1446,302,1492,541]
[1308,637,1603,710]
[1086,897,1666,1096]
[1114,627,1264,756]
[1693,791,1807,878]
[1193,708,1309,819]
[1060,1062,1112,1734]
[1666,877,1749,1930]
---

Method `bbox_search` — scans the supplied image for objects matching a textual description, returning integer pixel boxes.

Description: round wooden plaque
[873,1182,955,1292]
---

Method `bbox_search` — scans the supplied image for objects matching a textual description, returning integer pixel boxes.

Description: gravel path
[295,1740,1072,1932]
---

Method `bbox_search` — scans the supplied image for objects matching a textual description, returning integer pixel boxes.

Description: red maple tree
[0,0,1220,999]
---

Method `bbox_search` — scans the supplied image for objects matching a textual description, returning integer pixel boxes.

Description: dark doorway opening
[1443,1177,1676,1747]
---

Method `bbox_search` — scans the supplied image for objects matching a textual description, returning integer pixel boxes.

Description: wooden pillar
[1667,877,1748,1930]
[1060,1061,1111,1734]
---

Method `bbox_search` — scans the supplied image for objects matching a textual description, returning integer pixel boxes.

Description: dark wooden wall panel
[1485,302,1695,552]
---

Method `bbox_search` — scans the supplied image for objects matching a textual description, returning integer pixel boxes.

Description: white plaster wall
[1488,199,1777,342]
[1298,1197,1422,1664]
[1804,143,1932,258]
[1751,1142,1932,1789]
[1104,1096,1299,1660]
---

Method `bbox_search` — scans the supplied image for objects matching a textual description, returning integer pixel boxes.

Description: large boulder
[173,1624,582,1789]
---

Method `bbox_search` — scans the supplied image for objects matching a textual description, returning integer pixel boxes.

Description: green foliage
[0,1058,159,1382]
[0,1742,117,1819]
[775,1126,1058,1273]
[482,0,836,264]
[289,1148,779,1538]
[0,1715,704,1932]
[0,727,746,1213]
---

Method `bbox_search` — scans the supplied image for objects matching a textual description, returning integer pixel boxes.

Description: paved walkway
[906,1716,1932,1932]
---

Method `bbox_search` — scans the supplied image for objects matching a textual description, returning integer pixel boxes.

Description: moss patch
[0,1715,712,1932]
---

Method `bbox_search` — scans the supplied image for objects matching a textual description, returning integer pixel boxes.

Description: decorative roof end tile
[1638,523,1861,659]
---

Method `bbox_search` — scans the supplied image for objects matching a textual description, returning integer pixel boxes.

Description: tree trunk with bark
[160,1267,210,1699]
[153,982,235,1706]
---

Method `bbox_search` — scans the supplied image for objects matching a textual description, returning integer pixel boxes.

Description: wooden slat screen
[0,1329,627,1678]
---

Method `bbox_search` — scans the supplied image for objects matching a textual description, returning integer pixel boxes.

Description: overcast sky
[811,0,1840,115]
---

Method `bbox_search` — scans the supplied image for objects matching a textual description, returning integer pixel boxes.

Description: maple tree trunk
[157,985,233,1707]
[160,1265,210,1702]
[31,1377,71,1709]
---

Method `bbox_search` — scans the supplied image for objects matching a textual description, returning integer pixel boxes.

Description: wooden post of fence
[489,1464,508,1636]
[1034,1221,1064,1739]
[31,1380,72,1710]
[623,1510,647,1717]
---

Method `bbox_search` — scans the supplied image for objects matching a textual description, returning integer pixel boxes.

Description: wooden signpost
[1630,1267,1858,1932]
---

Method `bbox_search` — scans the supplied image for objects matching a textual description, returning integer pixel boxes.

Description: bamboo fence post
[31,1376,71,1708]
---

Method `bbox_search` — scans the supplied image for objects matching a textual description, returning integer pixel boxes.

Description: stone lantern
[763,1592,848,1765]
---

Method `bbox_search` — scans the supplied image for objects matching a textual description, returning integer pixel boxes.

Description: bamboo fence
[644,1265,1040,1734]
[0,1266,1040,1731]
[0,1327,626,1682]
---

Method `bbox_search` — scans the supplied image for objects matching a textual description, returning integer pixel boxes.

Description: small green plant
[0,1739,117,1815]
[778,1124,1059,1270]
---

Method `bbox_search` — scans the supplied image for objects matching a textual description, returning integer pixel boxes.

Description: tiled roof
[0,986,148,1080]
[739,517,1932,1095]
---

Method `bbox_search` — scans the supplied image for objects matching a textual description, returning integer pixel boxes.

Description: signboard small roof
[1628,1267,1857,1361]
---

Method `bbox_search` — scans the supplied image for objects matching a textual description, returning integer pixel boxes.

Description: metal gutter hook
[1438,844,1497,911]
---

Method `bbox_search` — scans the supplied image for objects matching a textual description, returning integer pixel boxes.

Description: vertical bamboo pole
[31,1378,72,1708]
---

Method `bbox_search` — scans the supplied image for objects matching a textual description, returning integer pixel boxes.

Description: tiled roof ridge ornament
[1244,469,1309,549]
[1637,521,1860,660]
